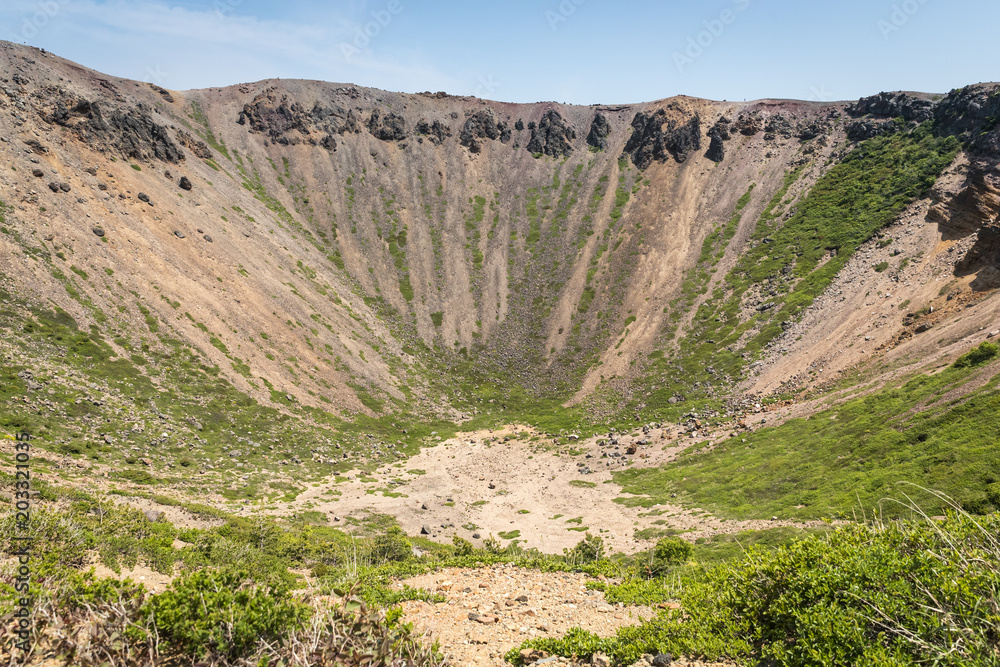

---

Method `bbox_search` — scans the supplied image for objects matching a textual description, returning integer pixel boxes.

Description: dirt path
[291,424,825,555]
[397,564,736,667]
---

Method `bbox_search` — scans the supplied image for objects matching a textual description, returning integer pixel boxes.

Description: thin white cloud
[1,0,461,94]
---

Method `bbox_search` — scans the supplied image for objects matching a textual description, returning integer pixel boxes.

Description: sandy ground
[291,424,826,555]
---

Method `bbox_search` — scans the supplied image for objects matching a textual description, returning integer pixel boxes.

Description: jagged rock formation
[705,117,730,162]
[237,91,361,146]
[526,110,576,157]
[624,109,701,168]
[586,113,610,150]
[460,108,511,153]
[415,119,451,145]
[934,84,1000,154]
[40,94,182,162]
[847,91,936,122]
[367,109,407,142]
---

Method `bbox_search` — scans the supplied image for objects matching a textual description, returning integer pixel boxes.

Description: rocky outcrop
[176,130,211,159]
[237,92,361,147]
[733,110,763,136]
[929,167,1000,287]
[705,117,730,162]
[624,110,700,168]
[845,119,901,141]
[586,113,610,150]
[460,108,511,153]
[928,167,1000,235]
[415,119,451,145]
[934,83,1000,155]
[796,120,829,141]
[367,109,407,142]
[843,91,938,142]
[764,114,794,141]
[526,110,576,157]
[847,91,935,123]
[43,95,182,162]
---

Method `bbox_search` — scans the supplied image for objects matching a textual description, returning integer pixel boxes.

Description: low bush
[510,508,1000,666]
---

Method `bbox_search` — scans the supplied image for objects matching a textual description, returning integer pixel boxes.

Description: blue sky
[2,0,997,104]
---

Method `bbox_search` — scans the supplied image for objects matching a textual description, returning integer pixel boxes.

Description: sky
[1,0,997,105]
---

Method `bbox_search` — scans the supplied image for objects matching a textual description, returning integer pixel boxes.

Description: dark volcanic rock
[514,118,524,131]
[178,176,192,190]
[415,119,452,145]
[847,91,935,123]
[705,116,730,162]
[526,110,576,157]
[177,130,211,159]
[934,83,1000,155]
[367,109,407,142]
[733,111,763,136]
[764,114,794,140]
[586,113,610,150]
[460,108,511,153]
[796,121,829,141]
[845,119,900,141]
[45,96,182,162]
[624,110,701,168]
[238,92,361,146]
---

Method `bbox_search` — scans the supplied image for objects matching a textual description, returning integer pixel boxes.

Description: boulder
[179,176,192,190]
[526,110,576,157]
[624,109,700,168]
[586,113,610,150]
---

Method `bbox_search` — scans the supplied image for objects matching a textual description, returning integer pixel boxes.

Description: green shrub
[953,341,999,368]
[564,532,605,564]
[643,536,692,577]
[371,526,412,563]
[143,568,310,660]
[452,535,474,556]
[513,511,1000,667]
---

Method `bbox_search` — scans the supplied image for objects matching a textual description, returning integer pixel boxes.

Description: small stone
[137,192,150,203]
[472,533,481,539]
[91,227,105,237]
[475,614,498,624]
[31,168,43,177]
[651,653,673,666]
[592,652,612,667]
[203,234,213,243]
[421,525,432,535]
[144,510,164,523]
[173,230,185,239]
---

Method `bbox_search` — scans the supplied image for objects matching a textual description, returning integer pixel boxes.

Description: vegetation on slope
[509,511,1000,667]
[615,342,1000,519]
[630,124,961,422]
